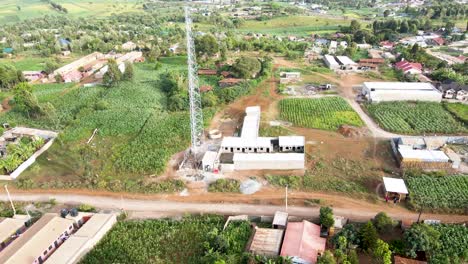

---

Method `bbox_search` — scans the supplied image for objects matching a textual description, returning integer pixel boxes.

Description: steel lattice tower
[185,6,204,154]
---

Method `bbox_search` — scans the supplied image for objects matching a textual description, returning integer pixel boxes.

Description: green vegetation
[366,101,467,134]
[0,64,24,89]
[208,179,240,193]
[279,97,364,131]
[403,223,468,263]
[81,215,252,264]
[444,102,468,124]
[237,15,351,35]
[406,173,468,213]
[372,212,396,234]
[319,206,334,228]
[0,136,44,174]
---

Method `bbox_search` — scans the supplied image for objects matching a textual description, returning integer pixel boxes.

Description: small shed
[272,211,288,229]
[383,177,408,202]
[249,228,284,257]
[202,151,218,172]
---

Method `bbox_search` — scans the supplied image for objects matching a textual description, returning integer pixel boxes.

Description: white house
[362,82,442,103]
[323,55,340,70]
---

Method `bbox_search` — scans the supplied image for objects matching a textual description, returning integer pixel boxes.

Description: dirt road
[1,192,467,223]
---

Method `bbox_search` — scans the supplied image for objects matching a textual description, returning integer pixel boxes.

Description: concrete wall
[234,159,304,170]
[2,138,56,180]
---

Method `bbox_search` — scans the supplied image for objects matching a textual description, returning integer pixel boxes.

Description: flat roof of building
[398,148,449,162]
[278,136,304,146]
[383,177,408,194]
[363,82,438,91]
[249,228,284,256]
[241,115,260,140]
[0,213,75,264]
[0,218,26,243]
[221,137,273,148]
[233,153,304,162]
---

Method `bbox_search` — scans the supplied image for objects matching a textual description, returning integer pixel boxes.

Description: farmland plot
[279,97,364,130]
[81,215,251,264]
[406,174,468,212]
[365,102,467,134]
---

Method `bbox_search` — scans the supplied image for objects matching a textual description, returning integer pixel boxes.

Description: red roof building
[221,71,233,78]
[380,41,395,49]
[359,58,385,65]
[198,69,218,75]
[394,256,427,264]
[218,78,244,87]
[200,85,213,92]
[430,37,445,46]
[280,220,326,264]
[395,60,423,74]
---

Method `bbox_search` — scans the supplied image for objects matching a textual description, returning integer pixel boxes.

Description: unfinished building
[207,106,305,172]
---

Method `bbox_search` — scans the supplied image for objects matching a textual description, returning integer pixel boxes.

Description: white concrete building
[323,55,340,70]
[336,56,358,70]
[217,106,305,171]
[362,82,442,103]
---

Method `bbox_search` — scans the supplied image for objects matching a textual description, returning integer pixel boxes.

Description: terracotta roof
[432,37,444,45]
[198,69,217,75]
[395,60,422,73]
[360,58,385,64]
[380,41,395,47]
[280,220,326,264]
[200,85,212,92]
[221,71,232,77]
[219,78,243,84]
[394,256,427,264]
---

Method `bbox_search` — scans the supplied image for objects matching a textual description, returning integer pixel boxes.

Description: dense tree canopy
[232,56,261,79]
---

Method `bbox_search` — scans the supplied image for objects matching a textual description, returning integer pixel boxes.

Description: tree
[44,60,59,74]
[384,10,390,17]
[359,221,378,251]
[0,64,24,89]
[404,224,441,258]
[347,250,359,264]
[12,82,43,118]
[400,21,409,33]
[122,62,134,81]
[147,46,161,63]
[317,251,336,264]
[349,20,361,33]
[319,207,335,229]
[373,239,392,264]
[103,59,122,87]
[373,212,396,234]
[231,56,261,79]
[195,34,219,57]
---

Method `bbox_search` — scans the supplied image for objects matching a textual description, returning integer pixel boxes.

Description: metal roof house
[44,213,116,264]
[280,220,326,264]
[249,228,284,257]
[361,82,442,103]
[323,55,340,70]
[0,214,75,264]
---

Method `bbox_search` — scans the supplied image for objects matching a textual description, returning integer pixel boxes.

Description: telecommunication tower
[185,6,204,154]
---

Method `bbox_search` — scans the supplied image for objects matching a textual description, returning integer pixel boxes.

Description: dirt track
[1,192,467,223]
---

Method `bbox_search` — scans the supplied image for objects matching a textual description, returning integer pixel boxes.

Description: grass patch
[279,97,364,130]
[208,179,240,193]
[365,101,467,134]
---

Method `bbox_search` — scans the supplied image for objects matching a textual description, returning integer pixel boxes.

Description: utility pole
[4,185,16,216]
[285,185,288,212]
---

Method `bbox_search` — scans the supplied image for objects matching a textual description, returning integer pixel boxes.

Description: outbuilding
[249,228,284,257]
[382,177,408,202]
[272,211,288,229]
[323,55,340,70]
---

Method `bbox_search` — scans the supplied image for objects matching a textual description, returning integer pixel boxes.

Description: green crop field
[0,0,142,24]
[444,102,468,124]
[365,102,467,134]
[0,57,208,193]
[406,174,468,213]
[237,15,352,36]
[81,215,252,264]
[279,97,364,130]
[432,224,468,262]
